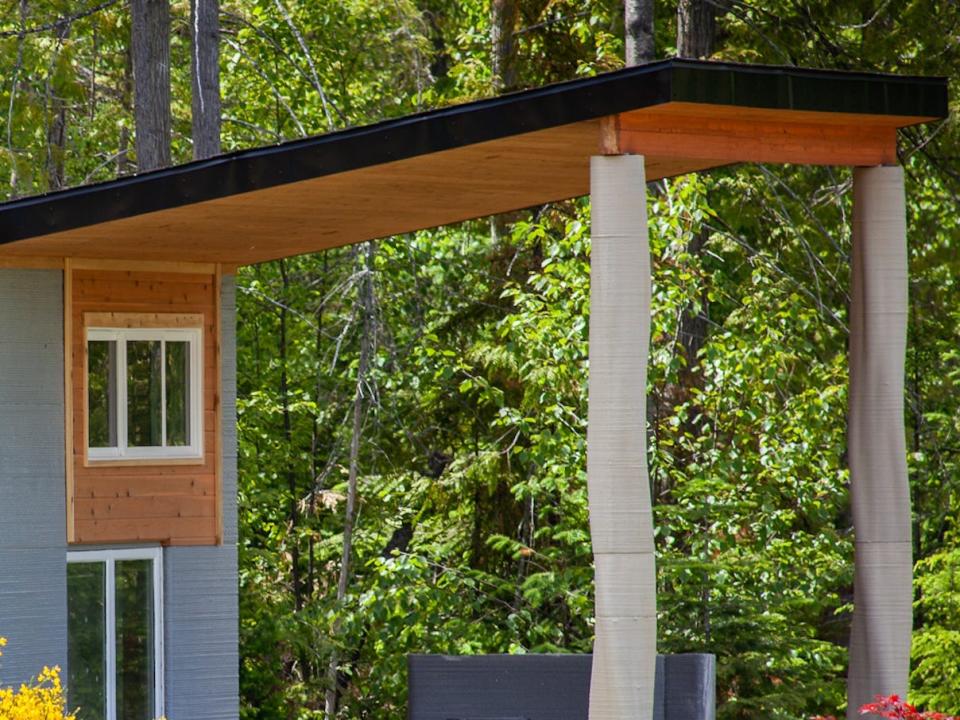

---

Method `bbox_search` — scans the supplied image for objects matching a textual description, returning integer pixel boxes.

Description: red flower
[811,695,958,720]
[858,695,957,720]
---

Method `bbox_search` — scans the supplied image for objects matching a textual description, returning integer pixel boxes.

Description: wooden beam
[64,259,75,543]
[598,116,621,155]
[615,109,898,167]
[214,264,224,545]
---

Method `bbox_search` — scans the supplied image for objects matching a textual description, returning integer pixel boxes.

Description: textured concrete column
[588,154,656,720]
[847,166,912,719]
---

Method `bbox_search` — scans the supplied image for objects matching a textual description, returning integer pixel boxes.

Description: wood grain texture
[617,109,898,166]
[587,155,656,720]
[214,266,224,544]
[0,256,65,269]
[0,100,914,266]
[84,311,204,328]
[70,268,220,545]
[64,259,75,543]
[846,166,911,718]
[71,258,216,274]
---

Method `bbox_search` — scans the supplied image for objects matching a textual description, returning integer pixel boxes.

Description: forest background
[3,1,960,718]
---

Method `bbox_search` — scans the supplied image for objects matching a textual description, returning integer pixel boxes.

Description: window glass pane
[68,562,107,720]
[165,341,190,447]
[88,341,117,448]
[115,560,155,720]
[127,341,162,447]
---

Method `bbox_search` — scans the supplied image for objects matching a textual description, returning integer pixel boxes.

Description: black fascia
[0,58,947,246]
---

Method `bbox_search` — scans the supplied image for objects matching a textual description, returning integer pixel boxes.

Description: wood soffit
[0,59,947,267]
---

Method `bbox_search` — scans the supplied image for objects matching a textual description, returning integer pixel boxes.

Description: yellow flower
[0,638,76,720]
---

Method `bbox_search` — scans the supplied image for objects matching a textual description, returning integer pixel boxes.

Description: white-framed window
[66,547,164,720]
[87,326,203,461]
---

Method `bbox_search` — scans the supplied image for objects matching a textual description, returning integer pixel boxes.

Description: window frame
[86,326,204,462]
[66,547,165,720]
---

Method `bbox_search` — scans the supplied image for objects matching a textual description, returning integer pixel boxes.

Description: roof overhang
[0,59,947,266]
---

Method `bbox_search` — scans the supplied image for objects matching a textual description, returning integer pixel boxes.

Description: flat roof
[0,58,947,266]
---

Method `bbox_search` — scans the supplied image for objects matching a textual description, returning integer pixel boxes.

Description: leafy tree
[5,2,960,719]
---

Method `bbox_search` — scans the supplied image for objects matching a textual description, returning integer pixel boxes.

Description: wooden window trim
[84,311,205,329]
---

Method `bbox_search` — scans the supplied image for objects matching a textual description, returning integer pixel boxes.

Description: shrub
[0,637,76,720]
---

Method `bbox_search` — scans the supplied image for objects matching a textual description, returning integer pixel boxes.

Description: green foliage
[912,536,960,713]
[7,2,960,719]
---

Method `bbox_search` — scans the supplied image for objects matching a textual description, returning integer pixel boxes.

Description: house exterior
[0,60,947,720]
[0,264,238,720]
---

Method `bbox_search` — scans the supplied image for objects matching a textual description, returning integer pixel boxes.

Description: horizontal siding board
[0,407,65,452]
[74,269,216,284]
[0,474,66,547]
[75,475,214,498]
[0,270,63,341]
[0,548,67,686]
[0,452,64,478]
[0,342,64,404]
[75,495,216,519]
[74,282,214,306]
[74,516,217,544]
[164,545,238,720]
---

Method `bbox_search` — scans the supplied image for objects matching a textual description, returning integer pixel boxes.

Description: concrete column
[587,154,656,720]
[847,165,912,718]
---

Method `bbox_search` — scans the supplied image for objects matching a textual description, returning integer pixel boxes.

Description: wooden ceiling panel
[0,59,946,266]
[0,121,724,265]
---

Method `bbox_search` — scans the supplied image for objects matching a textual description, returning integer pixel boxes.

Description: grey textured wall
[164,545,239,719]
[164,274,239,720]
[0,269,67,685]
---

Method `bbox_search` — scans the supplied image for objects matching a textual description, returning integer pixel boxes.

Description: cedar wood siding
[70,268,220,545]
[0,270,239,719]
[0,269,67,685]
[164,274,239,719]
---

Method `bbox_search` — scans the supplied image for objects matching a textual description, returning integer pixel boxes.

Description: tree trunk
[190,0,221,159]
[8,0,29,195]
[130,0,171,171]
[491,0,519,92]
[625,0,655,66]
[278,260,303,615]
[46,92,67,190]
[325,242,376,719]
[678,230,708,382]
[677,0,716,59]
[117,44,135,176]
[675,0,715,538]
[675,0,716,392]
